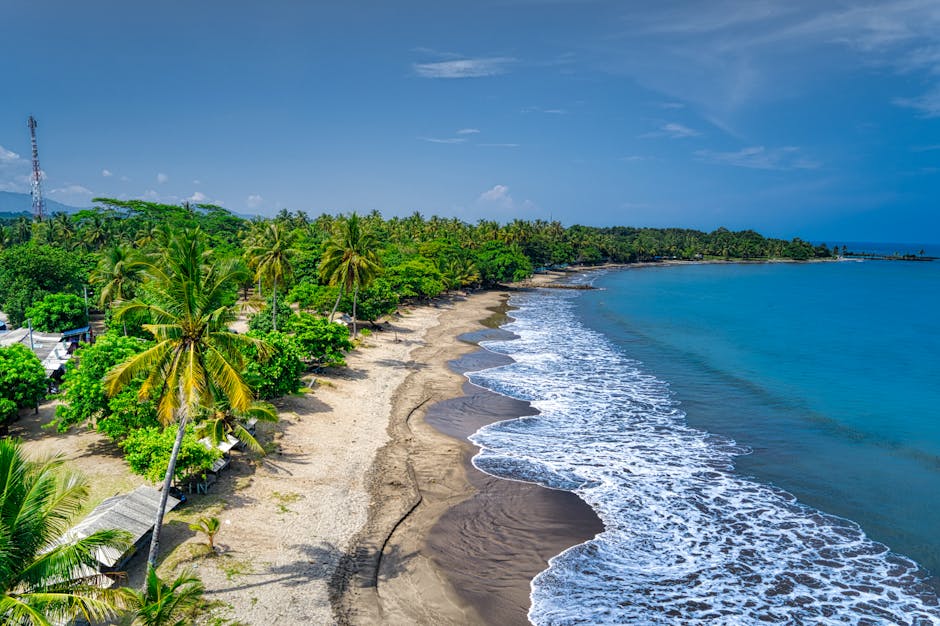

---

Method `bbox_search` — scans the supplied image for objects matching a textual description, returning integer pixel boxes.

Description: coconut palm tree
[104,229,267,568]
[0,439,131,625]
[125,567,204,626]
[318,213,381,336]
[187,517,221,551]
[194,391,278,455]
[90,245,147,325]
[244,222,298,331]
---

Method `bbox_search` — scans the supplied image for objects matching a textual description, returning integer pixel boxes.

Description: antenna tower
[27,115,45,221]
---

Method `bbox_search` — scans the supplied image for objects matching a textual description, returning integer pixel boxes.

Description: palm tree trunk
[272,279,278,332]
[352,284,358,337]
[329,287,344,322]
[147,412,188,568]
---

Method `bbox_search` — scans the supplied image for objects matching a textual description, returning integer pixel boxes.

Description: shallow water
[466,260,940,624]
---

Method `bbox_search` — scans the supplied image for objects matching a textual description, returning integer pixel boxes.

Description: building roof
[61,486,180,569]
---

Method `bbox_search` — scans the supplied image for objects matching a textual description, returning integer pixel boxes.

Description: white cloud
[187,191,208,203]
[143,189,160,201]
[247,194,264,208]
[0,145,22,163]
[48,184,94,206]
[457,128,480,134]
[894,86,940,117]
[156,172,169,184]
[420,137,467,144]
[695,145,821,170]
[193,179,202,185]
[413,57,515,79]
[642,122,701,139]
[480,184,511,202]
[521,106,568,114]
[101,169,113,177]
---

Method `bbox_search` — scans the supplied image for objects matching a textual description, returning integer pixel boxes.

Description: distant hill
[0,191,87,217]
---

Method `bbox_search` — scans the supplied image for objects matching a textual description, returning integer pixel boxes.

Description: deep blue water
[466,258,940,624]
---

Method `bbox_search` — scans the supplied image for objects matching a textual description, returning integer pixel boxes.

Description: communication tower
[27,115,45,221]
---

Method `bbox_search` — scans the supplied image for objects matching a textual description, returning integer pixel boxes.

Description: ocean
[465,257,940,624]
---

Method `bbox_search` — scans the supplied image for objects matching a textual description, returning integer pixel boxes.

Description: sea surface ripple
[467,286,940,625]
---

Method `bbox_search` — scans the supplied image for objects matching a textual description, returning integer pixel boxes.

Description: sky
[1,0,939,242]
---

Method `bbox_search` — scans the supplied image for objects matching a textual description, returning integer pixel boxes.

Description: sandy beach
[10,273,598,625]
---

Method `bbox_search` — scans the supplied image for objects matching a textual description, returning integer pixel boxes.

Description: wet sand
[333,286,603,625]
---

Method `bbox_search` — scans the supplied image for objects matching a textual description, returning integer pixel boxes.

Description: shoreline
[332,275,603,624]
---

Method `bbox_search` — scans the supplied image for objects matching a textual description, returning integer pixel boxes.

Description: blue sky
[1,1,938,242]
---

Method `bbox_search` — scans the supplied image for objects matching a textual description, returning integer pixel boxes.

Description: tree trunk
[272,279,278,332]
[147,412,188,568]
[352,284,358,337]
[329,287,344,322]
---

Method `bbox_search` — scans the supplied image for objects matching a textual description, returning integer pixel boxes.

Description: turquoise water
[579,261,940,576]
[466,257,940,623]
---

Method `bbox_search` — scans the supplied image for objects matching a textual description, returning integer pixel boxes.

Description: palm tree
[91,245,147,335]
[187,517,221,551]
[125,567,204,626]
[0,439,131,625]
[244,222,298,331]
[319,213,381,336]
[104,230,267,568]
[194,392,278,454]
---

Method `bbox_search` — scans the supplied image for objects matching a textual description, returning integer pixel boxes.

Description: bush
[290,313,353,366]
[24,293,87,333]
[53,333,155,435]
[0,244,85,327]
[287,281,339,314]
[0,344,47,424]
[243,331,304,399]
[248,295,295,333]
[120,424,221,483]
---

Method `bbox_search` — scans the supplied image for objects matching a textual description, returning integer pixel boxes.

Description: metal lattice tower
[27,115,45,221]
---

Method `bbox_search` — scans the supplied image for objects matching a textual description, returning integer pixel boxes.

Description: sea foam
[466,286,940,625]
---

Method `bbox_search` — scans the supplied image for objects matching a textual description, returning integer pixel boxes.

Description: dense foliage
[0,244,86,327]
[290,313,354,366]
[242,330,304,399]
[0,344,47,424]
[0,439,130,625]
[53,333,156,437]
[120,424,222,483]
[24,293,88,332]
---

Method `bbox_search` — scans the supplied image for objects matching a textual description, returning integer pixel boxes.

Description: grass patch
[271,490,302,514]
[217,554,254,581]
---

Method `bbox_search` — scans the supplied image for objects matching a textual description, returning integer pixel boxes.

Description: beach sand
[11,273,599,625]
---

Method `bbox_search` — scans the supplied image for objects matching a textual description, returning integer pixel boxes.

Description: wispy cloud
[894,86,940,117]
[156,172,169,184]
[247,193,264,208]
[641,122,701,139]
[0,145,22,163]
[414,57,515,79]
[0,145,30,192]
[695,145,820,170]
[419,137,467,144]
[457,128,480,135]
[480,184,511,202]
[479,143,520,148]
[49,184,94,205]
[101,169,113,177]
[521,106,567,114]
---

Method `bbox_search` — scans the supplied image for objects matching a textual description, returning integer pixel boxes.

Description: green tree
[120,424,221,484]
[104,230,266,567]
[0,344,47,425]
[90,245,147,335]
[245,221,298,331]
[0,439,131,625]
[126,567,205,626]
[53,333,155,436]
[319,213,381,336]
[290,313,354,366]
[195,394,278,454]
[242,330,304,399]
[474,241,531,285]
[24,293,88,333]
[0,244,85,327]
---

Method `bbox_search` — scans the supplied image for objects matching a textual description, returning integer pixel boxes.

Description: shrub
[0,344,47,424]
[24,293,87,333]
[242,331,304,399]
[120,424,221,483]
[290,313,353,366]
